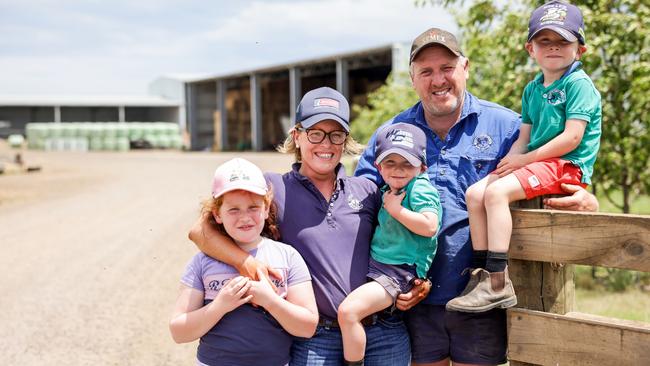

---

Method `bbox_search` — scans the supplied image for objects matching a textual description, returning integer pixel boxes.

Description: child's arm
[169,277,252,343]
[383,190,438,237]
[496,120,586,176]
[525,119,587,162]
[247,269,318,338]
[495,123,531,177]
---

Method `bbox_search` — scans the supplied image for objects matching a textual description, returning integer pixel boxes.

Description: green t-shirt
[521,64,602,184]
[370,174,442,278]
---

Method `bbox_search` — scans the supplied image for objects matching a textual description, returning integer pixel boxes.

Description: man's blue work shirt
[355,91,520,304]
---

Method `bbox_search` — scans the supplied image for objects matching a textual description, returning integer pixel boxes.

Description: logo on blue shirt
[472,134,493,151]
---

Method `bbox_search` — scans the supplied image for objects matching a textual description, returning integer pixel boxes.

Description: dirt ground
[0,142,293,365]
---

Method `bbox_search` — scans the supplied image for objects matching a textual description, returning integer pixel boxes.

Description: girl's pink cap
[211,158,268,199]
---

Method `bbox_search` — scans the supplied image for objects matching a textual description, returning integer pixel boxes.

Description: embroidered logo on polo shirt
[473,134,493,151]
[347,195,363,210]
[547,89,566,105]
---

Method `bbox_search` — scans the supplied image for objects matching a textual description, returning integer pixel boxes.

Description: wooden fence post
[508,198,575,366]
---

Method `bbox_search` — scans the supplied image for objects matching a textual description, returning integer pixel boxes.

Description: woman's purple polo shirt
[265,163,381,320]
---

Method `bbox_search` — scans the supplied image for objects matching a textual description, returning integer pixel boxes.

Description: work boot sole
[445,296,517,313]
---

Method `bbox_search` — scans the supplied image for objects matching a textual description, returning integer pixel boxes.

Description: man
[354,27,598,366]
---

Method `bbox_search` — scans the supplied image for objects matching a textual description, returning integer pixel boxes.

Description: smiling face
[294,119,346,180]
[377,153,424,191]
[526,29,586,79]
[214,190,269,250]
[410,45,469,124]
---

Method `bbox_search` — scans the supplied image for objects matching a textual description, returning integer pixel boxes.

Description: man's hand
[396,278,431,311]
[543,183,599,212]
[494,153,530,177]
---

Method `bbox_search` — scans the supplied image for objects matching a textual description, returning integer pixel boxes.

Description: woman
[189,87,426,365]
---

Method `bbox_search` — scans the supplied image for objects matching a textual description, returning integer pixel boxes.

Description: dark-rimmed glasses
[297,128,348,145]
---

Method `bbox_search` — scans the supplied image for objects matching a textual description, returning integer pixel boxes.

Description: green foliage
[574,265,650,292]
[350,72,419,144]
[417,0,650,212]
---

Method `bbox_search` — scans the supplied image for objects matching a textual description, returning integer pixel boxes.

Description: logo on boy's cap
[375,123,427,167]
[528,1,585,44]
[296,87,350,131]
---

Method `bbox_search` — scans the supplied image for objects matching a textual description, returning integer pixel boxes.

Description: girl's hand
[247,268,280,308]
[383,189,405,217]
[214,276,253,313]
[495,153,530,177]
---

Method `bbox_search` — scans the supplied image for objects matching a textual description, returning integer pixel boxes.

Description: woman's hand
[246,269,281,309]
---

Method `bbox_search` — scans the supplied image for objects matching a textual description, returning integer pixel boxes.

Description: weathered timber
[508,308,650,366]
[510,209,650,272]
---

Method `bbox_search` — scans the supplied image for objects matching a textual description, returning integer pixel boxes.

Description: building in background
[0,95,182,138]
[184,42,410,151]
[0,42,411,152]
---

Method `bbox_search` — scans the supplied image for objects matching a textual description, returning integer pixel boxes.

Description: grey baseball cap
[295,87,350,131]
[375,123,427,167]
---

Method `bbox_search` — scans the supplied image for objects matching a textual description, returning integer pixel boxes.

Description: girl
[169,158,318,366]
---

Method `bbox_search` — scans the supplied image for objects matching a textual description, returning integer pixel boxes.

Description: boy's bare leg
[465,175,498,252]
[338,281,393,362]
[484,174,526,253]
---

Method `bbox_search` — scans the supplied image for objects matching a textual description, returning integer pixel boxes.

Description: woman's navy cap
[375,123,427,167]
[296,87,350,131]
[528,1,586,45]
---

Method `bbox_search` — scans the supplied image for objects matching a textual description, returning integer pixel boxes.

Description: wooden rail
[507,209,650,366]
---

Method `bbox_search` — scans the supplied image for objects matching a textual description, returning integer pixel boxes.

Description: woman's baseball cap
[295,87,350,132]
[375,123,427,167]
[528,1,586,44]
[211,158,268,199]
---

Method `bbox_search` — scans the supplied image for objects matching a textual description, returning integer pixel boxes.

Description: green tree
[353,0,650,212]
[350,72,419,143]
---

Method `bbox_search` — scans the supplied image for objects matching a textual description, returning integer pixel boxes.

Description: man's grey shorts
[367,257,418,300]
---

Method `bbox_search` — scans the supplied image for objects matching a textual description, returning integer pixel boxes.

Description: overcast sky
[0,0,454,96]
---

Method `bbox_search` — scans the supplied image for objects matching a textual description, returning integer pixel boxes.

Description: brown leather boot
[445,267,517,313]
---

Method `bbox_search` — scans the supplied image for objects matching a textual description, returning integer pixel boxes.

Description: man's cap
[410,27,463,64]
[296,87,350,132]
[211,158,268,199]
[528,1,585,44]
[375,123,427,167]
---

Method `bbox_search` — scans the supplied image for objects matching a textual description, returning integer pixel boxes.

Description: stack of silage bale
[25,122,184,151]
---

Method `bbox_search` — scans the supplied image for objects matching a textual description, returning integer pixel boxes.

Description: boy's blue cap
[375,123,427,167]
[528,1,585,45]
[296,87,350,131]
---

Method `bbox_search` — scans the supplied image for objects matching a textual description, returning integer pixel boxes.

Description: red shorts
[512,158,586,199]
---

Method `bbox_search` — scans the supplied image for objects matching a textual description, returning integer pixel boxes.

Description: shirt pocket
[457,149,499,204]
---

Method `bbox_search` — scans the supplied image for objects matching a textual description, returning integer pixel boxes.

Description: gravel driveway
[0,146,293,365]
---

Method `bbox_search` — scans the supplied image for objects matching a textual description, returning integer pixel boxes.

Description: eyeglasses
[297,128,348,145]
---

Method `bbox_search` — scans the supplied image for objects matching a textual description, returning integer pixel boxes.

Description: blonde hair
[276,122,366,161]
[201,188,280,241]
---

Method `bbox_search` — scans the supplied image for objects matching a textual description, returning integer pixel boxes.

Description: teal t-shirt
[521,62,602,184]
[370,173,442,278]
